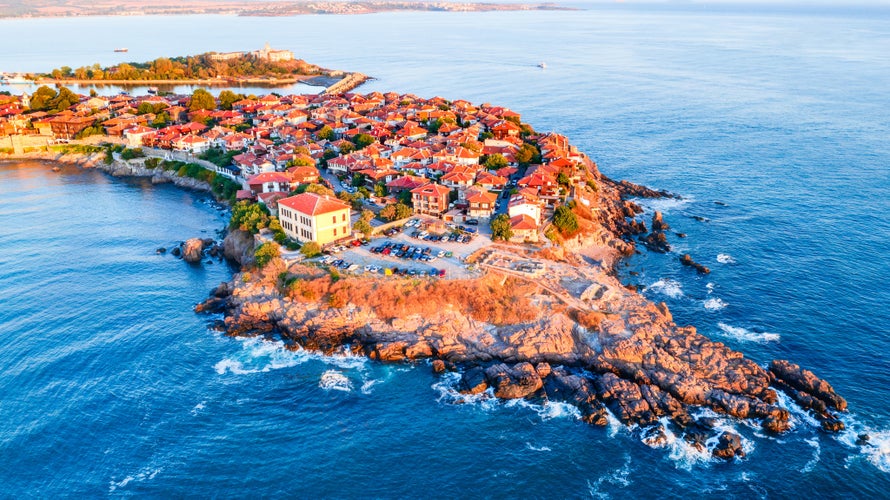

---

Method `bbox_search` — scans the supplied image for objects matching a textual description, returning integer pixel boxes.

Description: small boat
[147,86,158,94]
[114,48,129,53]
[537,62,546,69]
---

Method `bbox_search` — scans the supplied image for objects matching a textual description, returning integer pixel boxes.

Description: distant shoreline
[0,1,577,20]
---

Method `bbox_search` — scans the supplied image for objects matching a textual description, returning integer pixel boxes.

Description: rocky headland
[197,157,848,462]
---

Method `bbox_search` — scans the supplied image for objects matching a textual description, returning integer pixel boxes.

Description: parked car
[466,219,479,225]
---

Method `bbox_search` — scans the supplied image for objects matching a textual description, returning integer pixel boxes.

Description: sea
[1,4,889,497]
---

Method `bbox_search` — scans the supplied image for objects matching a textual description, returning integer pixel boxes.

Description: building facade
[278,193,351,246]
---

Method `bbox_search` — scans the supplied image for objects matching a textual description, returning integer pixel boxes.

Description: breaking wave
[704,297,728,310]
[525,442,552,452]
[717,253,737,264]
[214,337,368,376]
[432,373,580,421]
[319,370,353,392]
[587,455,633,499]
[649,279,684,299]
[717,323,780,343]
[801,438,822,473]
[108,467,162,493]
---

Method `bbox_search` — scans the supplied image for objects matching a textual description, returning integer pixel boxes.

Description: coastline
[1,145,851,462]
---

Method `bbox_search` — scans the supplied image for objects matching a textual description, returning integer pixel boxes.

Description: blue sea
[2,5,889,497]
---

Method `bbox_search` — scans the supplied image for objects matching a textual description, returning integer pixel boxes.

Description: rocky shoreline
[196,162,849,462]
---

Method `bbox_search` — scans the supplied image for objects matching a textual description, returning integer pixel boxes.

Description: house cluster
[1,86,594,244]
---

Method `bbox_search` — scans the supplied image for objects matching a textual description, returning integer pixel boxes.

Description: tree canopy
[230,201,270,234]
[189,88,216,112]
[484,153,508,170]
[553,205,579,235]
[490,214,514,241]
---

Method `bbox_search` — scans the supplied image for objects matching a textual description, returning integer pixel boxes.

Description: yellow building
[278,193,352,246]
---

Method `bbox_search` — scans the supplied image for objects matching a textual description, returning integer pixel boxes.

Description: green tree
[254,242,281,268]
[304,183,334,197]
[218,90,243,111]
[51,87,78,111]
[189,88,216,112]
[230,201,270,234]
[28,86,57,111]
[360,209,374,222]
[557,172,570,187]
[353,219,372,238]
[351,133,375,149]
[317,125,335,141]
[300,241,321,258]
[350,173,365,188]
[394,203,413,220]
[490,214,513,241]
[373,183,386,198]
[484,153,508,170]
[515,143,540,166]
[553,205,579,235]
[379,204,396,221]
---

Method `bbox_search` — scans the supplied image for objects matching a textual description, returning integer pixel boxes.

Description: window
[332,215,337,224]
[341,213,346,222]
[333,228,337,236]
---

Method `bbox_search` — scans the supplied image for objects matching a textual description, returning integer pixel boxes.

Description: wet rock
[821,417,845,433]
[675,232,687,238]
[484,362,543,399]
[763,414,792,434]
[535,362,552,379]
[714,201,728,206]
[627,219,648,235]
[194,297,228,314]
[616,180,673,199]
[642,231,670,253]
[679,254,710,274]
[691,215,710,223]
[856,434,870,446]
[460,367,488,395]
[543,369,608,425]
[432,359,446,374]
[712,431,745,460]
[156,247,167,254]
[170,246,181,257]
[769,360,847,412]
[651,211,670,232]
[684,431,708,453]
[641,424,669,448]
[182,238,206,263]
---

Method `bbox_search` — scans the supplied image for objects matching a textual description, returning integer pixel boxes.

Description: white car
[437,250,446,258]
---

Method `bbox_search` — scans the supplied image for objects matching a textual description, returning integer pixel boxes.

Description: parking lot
[310,217,492,279]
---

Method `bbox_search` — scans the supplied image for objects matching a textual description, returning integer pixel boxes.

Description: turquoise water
[2,6,890,496]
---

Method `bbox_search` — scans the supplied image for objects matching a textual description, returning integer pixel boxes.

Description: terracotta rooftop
[278,192,350,216]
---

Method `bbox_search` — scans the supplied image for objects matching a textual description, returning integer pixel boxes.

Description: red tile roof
[278,192,350,216]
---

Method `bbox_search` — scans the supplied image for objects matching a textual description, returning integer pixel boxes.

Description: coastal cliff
[199,163,848,461]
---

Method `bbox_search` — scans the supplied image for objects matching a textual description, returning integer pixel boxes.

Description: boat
[114,48,128,53]
[537,62,546,69]
[147,86,158,94]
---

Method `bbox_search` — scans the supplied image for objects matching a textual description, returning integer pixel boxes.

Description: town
[0,84,603,276]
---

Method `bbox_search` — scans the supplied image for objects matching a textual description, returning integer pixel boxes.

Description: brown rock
[460,367,488,395]
[182,238,206,263]
[770,360,847,412]
[712,431,745,460]
[432,360,446,374]
[484,362,543,399]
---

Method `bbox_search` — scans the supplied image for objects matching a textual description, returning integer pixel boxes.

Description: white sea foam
[525,442,552,452]
[773,390,820,429]
[717,253,737,264]
[835,415,890,473]
[360,379,382,395]
[636,195,693,214]
[504,399,582,421]
[432,372,581,420]
[108,467,162,493]
[704,298,728,311]
[587,455,633,499]
[214,337,369,376]
[717,323,780,343]
[319,370,353,392]
[191,401,206,416]
[801,438,822,473]
[649,279,684,299]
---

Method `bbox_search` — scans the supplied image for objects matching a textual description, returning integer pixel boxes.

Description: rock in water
[769,360,847,411]
[680,254,710,274]
[651,211,670,232]
[713,431,745,460]
[182,238,206,263]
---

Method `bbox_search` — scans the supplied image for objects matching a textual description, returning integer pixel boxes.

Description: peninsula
[3,46,369,93]
[0,1,576,19]
[0,86,849,462]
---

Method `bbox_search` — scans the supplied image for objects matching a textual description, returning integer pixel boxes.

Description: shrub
[490,214,513,241]
[254,242,281,268]
[553,205,579,235]
[300,241,321,258]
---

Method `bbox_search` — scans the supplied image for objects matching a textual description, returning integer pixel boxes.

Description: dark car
[466,219,479,225]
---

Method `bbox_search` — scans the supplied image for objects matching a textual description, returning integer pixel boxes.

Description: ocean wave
[717,253,737,264]
[214,337,368,376]
[108,467,162,493]
[432,373,580,421]
[836,415,890,474]
[587,455,633,499]
[704,298,728,311]
[636,196,693,214]
[319,370,353,392]
[191,401,206,416]
[717,323,780,343]
[801,438,822,473]
[648,279,684,299]
[773,390,820,429]
[525,442,552,452]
